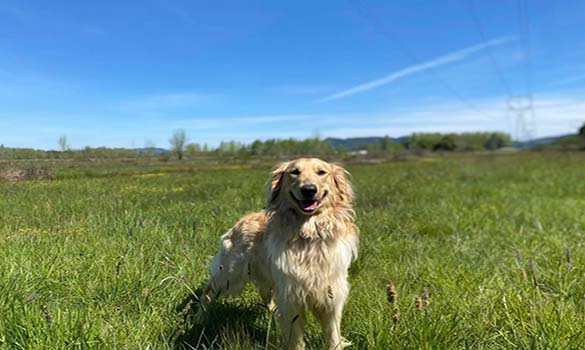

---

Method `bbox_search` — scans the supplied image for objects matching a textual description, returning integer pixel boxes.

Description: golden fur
[202,158,359,350]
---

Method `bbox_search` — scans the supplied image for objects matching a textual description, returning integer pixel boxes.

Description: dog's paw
[328,338,352,350]
[340,337,352,348]
[267,299,277,313]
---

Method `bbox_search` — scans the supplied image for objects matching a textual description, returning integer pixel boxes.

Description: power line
[517,0,533,98]
[466,0,514,96]
[515,0,537,140]
[466,0,535,140]
[349,0,500,120]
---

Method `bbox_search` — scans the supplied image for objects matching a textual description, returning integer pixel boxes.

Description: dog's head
[266,158,353,215]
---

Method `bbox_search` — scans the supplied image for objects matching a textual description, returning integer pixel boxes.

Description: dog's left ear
[331,163,354,205]
[265,161,290,206]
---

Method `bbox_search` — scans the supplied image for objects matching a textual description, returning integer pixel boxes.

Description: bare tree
[312,129,322,141]
[58,135,70,151]
[169,129,187,160]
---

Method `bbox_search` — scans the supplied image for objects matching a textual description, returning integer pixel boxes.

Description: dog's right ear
[265,161,290,206]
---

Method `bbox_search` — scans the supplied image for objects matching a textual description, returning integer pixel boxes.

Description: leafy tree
[381,136,404,152]
[185,143,201,156]
[250,140,264,155]
[579,123,585,137]
[406,132,511,152]
[406,133,443,150]
[366,142,381,156]
[485,132,511,150]
[169,129,187,160]
[212,137,337,157]
[434,135,457,151]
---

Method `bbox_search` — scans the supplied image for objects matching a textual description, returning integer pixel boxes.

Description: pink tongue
[304,201,318,211]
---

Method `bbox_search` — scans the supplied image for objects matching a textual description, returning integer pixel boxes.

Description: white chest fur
[265,227,358,300]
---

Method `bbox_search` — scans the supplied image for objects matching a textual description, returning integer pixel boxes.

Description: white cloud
[321,96,584,140]
[170,93,584,146]
[5,92,583,149]
[316,36,516,102]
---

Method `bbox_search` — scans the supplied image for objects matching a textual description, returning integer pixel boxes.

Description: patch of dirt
[0,167,53,182]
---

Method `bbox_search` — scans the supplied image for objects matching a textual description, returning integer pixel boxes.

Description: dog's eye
[317,170,327,176]
[290,169,300,175]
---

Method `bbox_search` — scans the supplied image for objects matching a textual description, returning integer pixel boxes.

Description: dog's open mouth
[291,191,328,214]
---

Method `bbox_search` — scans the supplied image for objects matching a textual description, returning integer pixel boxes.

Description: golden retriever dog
[201,158,359,350]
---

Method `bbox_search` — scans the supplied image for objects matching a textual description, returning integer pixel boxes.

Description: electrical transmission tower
[507,95,534,141]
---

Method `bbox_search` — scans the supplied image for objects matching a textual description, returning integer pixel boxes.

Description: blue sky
[1,0,584,150]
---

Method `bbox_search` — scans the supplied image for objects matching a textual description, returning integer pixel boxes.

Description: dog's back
[202,212,268,305]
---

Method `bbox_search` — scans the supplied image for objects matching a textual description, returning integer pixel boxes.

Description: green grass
[1,153,585,349]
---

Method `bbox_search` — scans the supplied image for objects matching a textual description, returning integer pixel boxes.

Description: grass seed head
[115,260,122,277]
[415,296,423,310]
[392,306,400,325]
[422,287,430,308]
[519,266,528,281]
[40,305,52,325]
[386,282,398,304]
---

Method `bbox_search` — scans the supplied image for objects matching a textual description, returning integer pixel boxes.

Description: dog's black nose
[300,184,317,197]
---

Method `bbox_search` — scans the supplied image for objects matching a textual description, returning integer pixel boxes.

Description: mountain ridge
[324,134,571,150]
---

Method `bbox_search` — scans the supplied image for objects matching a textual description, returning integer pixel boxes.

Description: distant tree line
[192,132,512,157]
[404,132,512,152]
[0,130,516,160]
[212,138,337,157]
[0,145,163,160]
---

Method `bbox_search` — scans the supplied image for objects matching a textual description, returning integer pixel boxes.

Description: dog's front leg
[258,285,277,312]
[313,282,350,350]
[314,304,344,350]
[276,296,306,350]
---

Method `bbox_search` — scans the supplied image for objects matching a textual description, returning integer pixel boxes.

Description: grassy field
[1,153,585,349]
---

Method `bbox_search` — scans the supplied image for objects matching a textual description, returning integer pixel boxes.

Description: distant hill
[512,135,569,148]
[526,134,585,150]
[324,136,408,150]
[133,147,169,154]
[327,134,579,151]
